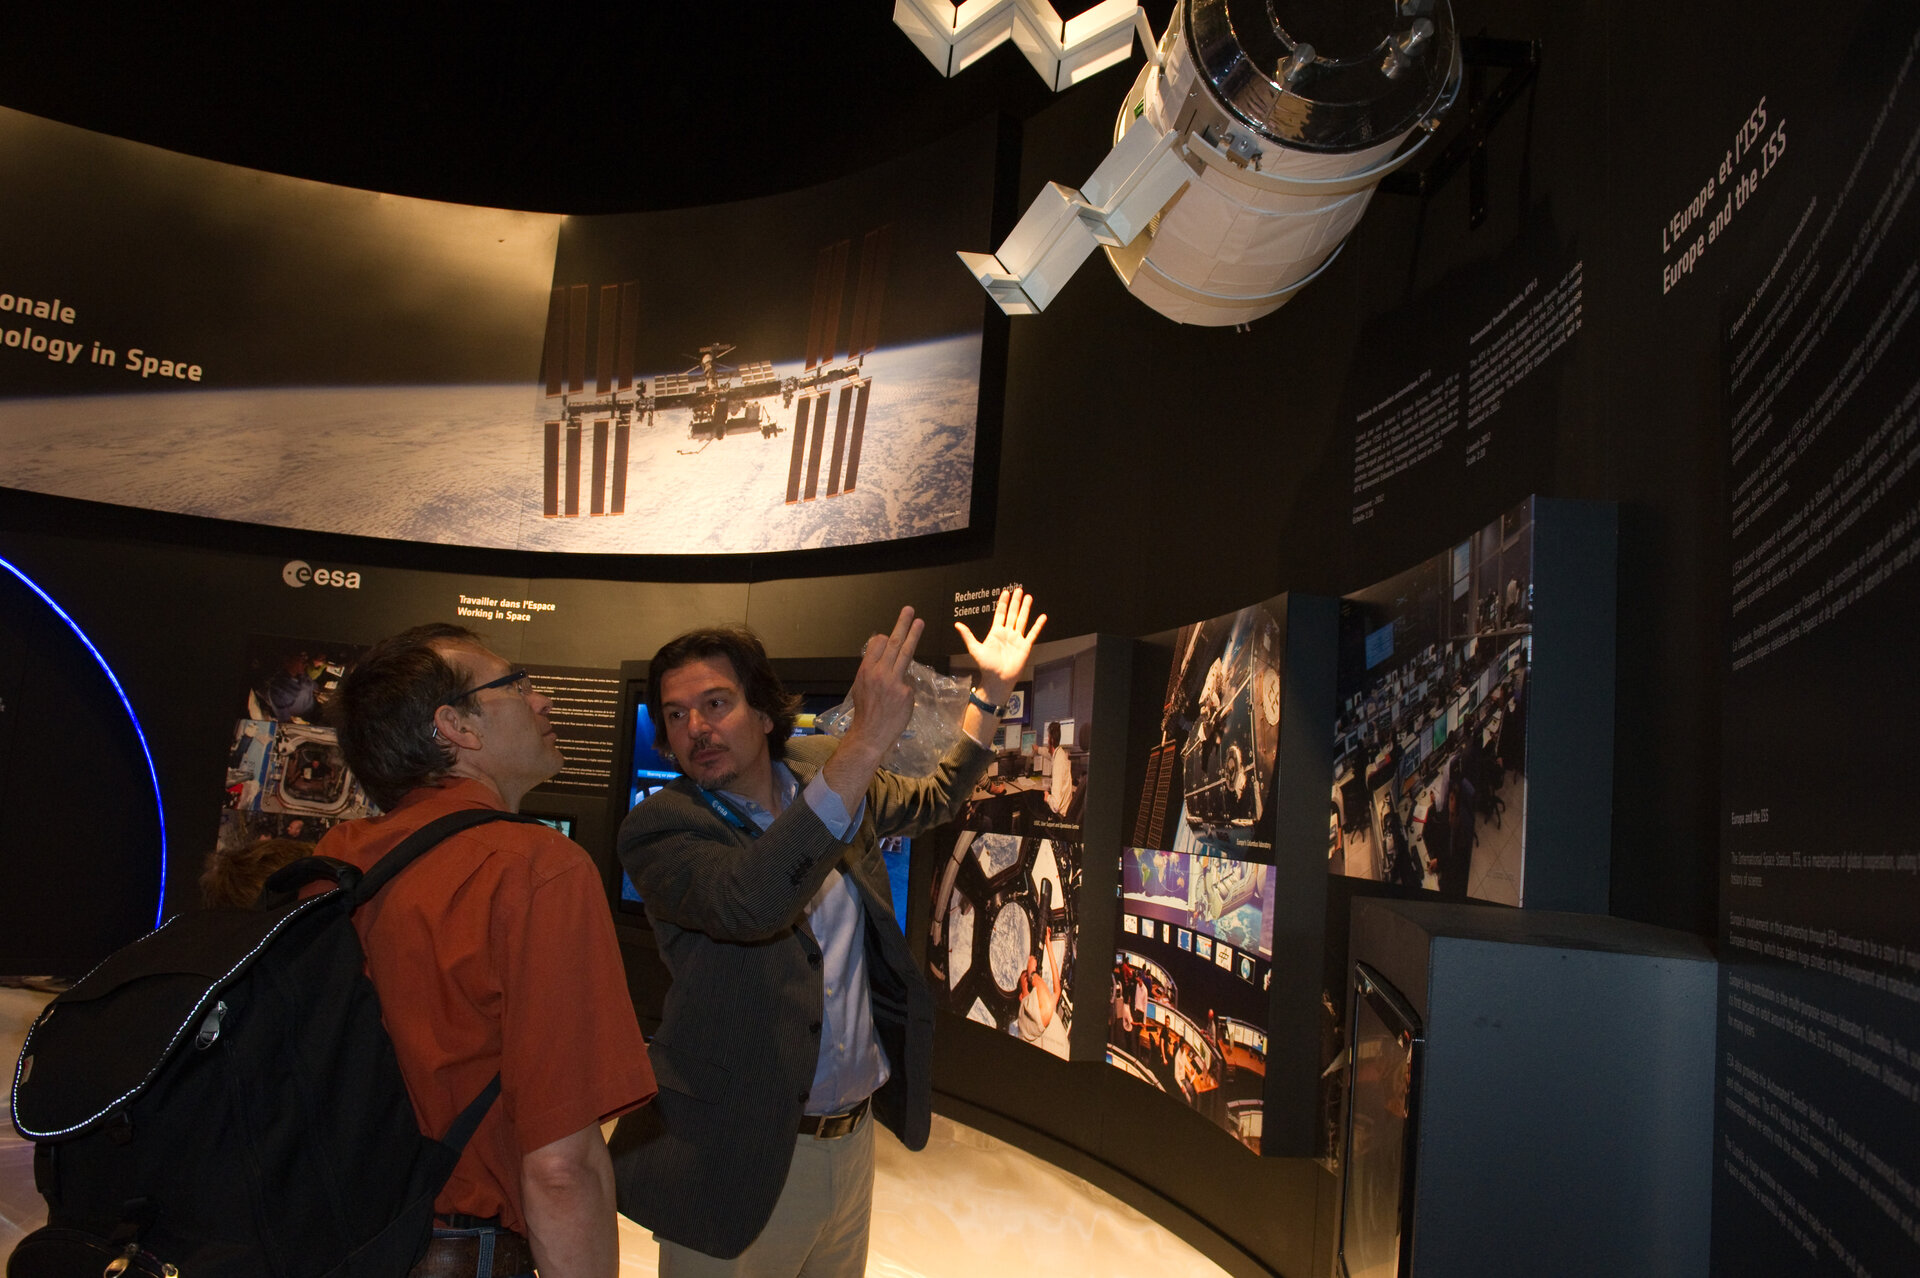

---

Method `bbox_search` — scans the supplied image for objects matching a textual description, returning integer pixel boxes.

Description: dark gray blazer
[609,733,991,1259]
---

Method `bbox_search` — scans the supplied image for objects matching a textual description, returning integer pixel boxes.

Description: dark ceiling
[0,6,1176,213]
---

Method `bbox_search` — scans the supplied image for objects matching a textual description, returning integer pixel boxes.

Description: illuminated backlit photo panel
[1109,847,1274,1152]
[1130,598,1285,858]
[927,831,1081,1059]
[1330,497,1535,906]
[217,635,374,857]
[950,633,1097,841]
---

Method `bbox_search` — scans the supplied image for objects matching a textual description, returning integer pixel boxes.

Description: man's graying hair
[330,623,482,811]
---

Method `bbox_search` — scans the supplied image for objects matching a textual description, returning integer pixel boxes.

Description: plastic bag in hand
[815,660,972,776]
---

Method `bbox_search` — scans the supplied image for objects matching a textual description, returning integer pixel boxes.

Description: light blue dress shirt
[718,761,891,1117]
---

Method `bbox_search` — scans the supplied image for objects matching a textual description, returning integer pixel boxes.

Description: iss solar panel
[596,285,620,395]
[611,421,630,514]
[566,285,589,395]
[786,395,814,504]
[849,225,892,357]
[803,392,830,500]
[742,360,778,385]
[804,246,835,371]
[655,373,693,399]
[820,239,851,367]
[825,386,853,495]
[542,421,561,517]
[590,420,609,515]
[617,282,640,391]
[564,423,582,517]
[844,381,872,492]
[543,289,568,398]
[1131,746,1161,846]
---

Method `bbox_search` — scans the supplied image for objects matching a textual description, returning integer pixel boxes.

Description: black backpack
[8,809,543,1278]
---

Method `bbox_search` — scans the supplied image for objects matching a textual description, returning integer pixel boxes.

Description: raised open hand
[954,587,1047,704]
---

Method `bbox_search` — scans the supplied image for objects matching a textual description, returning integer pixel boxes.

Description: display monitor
[522,812,574,839]
[628,703,681,809]
[1337,962,1425,1278]
[1365,621,1395,669]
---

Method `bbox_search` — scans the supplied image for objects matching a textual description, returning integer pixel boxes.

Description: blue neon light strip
[0,555,169,926]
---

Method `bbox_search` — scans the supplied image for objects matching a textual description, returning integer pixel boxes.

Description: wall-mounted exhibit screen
[618,700,682,912]
[537,121,996,554]
[524,664,624,799]
[0,106,992,556]
[1109,848,1274,1153]
[950,633,1097,842]
[1330,497,1534,905]
[928,832,1080,1059]
[1131,600,1286,857]
[218,635,374,858]
[1337,962,1424,1278]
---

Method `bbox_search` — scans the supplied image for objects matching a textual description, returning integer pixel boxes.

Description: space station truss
[536,225,892,518]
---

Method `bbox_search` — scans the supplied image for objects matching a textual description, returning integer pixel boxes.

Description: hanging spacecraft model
[896,0,1462,325]
[538,226,891,516]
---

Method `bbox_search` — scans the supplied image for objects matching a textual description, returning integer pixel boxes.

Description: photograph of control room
[1109,848,1274,1153]
[950,632,1096,841]
[1330,497,1535,906]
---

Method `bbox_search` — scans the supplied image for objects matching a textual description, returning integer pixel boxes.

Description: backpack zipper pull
[194,1000,228,1050]
[103,1243,138,1276]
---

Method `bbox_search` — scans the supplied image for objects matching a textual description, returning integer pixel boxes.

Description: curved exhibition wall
[4,0,1919,1274]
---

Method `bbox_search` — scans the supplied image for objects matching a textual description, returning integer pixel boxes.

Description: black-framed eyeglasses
[443,668,532,706]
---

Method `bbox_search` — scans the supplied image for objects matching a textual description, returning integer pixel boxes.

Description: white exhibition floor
[1,987,1230,1277]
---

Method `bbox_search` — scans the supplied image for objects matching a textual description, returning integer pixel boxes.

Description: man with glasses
[611,590,1045,1277]
[316,623,656,1278]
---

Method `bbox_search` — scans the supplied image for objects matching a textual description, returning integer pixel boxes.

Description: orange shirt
[313,778,655,1235]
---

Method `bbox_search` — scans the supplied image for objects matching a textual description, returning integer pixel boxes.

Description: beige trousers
[658,1110,876,1278]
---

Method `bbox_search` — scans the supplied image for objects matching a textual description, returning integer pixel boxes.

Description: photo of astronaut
[218,635,375,860]
[1109,848,1273,1152]
[1330,497,1534,906]
[1123,847,1277,960]
[926,831,1080,1059]
[1131,600,1285,857]
[951,633,1097,841]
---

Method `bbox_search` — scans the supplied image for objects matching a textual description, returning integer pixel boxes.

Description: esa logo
[281,559,362,589]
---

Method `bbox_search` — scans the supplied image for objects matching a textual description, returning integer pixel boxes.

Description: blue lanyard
[696,787,757,834]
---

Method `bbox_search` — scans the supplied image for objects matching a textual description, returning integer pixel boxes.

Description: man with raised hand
[612,589,1045,1277]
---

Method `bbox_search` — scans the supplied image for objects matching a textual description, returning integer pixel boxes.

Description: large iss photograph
[531,122,997,554]
[0,107,994,557]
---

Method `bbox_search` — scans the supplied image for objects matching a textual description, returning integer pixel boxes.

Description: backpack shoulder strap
[441,1072,503,1153]
[351,809,547,907]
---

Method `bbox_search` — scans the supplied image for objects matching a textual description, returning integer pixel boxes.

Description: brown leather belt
[798,1095,870,1140]
[409,1229,536,1278]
